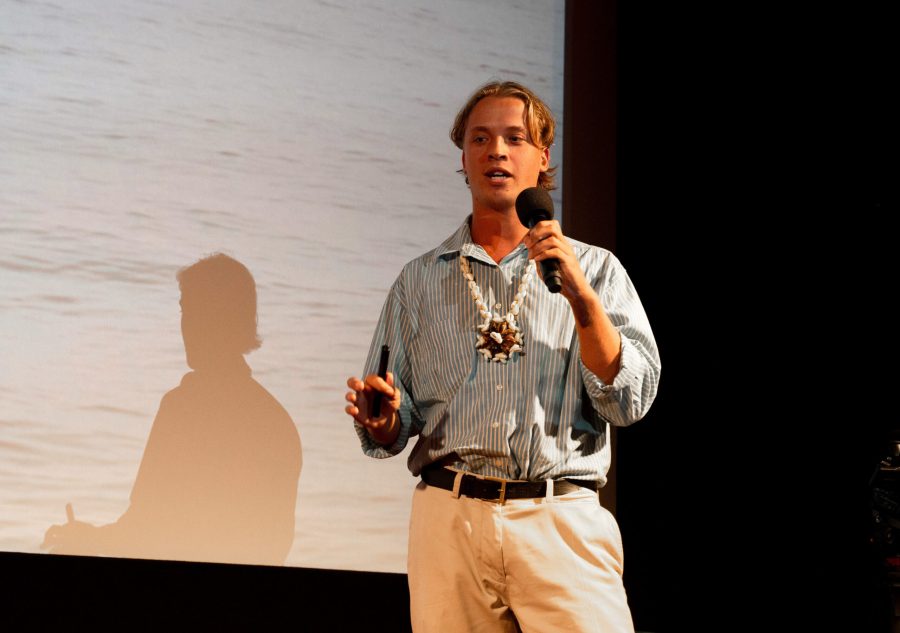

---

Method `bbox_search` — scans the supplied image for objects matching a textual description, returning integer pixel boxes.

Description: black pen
[371,344,390,418]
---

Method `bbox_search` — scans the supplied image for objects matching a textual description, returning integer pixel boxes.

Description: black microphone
[515,187,562,293]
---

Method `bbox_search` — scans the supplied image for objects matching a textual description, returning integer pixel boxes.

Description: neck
[470,207,527,263]
[186,351,249,374]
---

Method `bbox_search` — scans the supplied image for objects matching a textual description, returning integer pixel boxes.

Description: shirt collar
[432,215,527,266]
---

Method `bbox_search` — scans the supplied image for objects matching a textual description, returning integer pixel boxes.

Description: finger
[532,244,568,262]
[360,416,388,430]
[364,373,395,396]
[381,372,400,405]
[528,239,567,264]
[346,376,365,392]
[346,404,371,425]
[525,220,560,242]
[525,226,564,252]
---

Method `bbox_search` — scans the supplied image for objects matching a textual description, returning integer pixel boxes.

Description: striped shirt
[356,217,660,484]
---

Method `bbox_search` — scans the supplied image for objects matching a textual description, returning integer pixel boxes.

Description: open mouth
[485,169,512,182]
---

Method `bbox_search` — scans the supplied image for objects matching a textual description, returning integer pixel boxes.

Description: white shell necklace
[460,255,534,363]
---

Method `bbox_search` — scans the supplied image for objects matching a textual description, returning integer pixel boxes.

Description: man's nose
[488,136,508,160]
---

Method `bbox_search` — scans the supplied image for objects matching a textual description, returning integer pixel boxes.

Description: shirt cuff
[580,338,643,426]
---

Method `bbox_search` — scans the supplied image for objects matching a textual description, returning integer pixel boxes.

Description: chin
[477,191,515,210]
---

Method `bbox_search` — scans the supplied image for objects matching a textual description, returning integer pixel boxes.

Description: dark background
[2,1,890,630]
[570,0,891,630]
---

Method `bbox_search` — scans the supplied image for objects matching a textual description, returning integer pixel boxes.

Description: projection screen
[0,0,566,572]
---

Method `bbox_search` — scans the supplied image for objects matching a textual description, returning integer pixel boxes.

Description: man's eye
[509,136,525,144]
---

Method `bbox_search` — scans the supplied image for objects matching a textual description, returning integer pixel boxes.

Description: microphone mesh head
[515,187,554,227]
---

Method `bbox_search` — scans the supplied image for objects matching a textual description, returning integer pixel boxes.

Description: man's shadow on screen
[42,253,302,566]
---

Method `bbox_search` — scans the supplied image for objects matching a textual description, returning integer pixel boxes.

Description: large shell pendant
[476,316,524,363]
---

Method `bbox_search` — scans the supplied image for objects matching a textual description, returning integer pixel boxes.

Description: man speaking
[345,80,660,632]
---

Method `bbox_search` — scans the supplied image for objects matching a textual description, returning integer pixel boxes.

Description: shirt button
[494,302,502,309]
[494,459,503,467]
[492,421,500,428]
[496,384,503,391]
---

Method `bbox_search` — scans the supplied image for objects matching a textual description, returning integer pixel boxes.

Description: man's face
[180,295,202,368]
[461,96,549,214]
[180,294,218,368]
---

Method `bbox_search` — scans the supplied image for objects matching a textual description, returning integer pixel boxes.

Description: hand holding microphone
[516,187,563,293]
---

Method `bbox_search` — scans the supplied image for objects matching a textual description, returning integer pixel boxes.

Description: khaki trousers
[407,480,635,633]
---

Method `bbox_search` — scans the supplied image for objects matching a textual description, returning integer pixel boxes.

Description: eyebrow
[468,125,529,136]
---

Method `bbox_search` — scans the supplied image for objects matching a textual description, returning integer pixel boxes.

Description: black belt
[421,465,599,504]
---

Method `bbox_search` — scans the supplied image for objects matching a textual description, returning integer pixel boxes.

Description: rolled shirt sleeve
[580,252,661,428]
